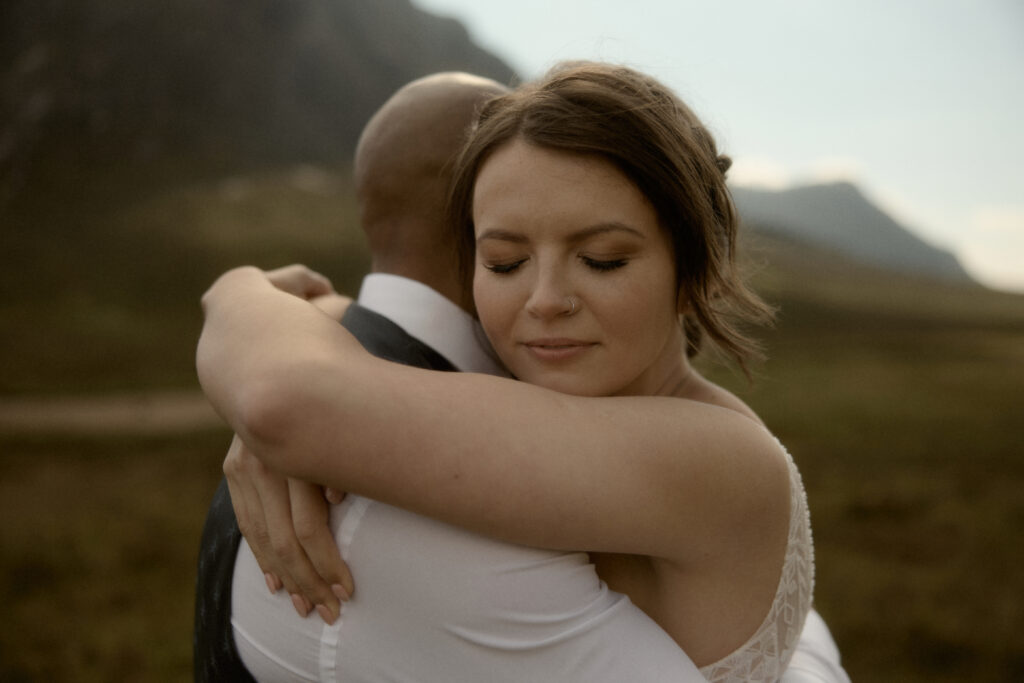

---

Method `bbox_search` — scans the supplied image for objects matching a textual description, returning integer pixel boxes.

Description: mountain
[1,0,518,201]
[731,182,974,285]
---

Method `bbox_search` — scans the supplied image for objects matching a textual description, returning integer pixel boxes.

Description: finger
[290,479,355,602]
[224,436,281,593]
[324,487,347,505]
[284,479,350,624]
[224,444,284,593]
[264,264,334,300]
[253,471,339,622]
[309,293,353,321]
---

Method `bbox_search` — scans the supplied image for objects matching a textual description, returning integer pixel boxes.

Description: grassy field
[1,170,1022,681]
[720,240,1024,681]
[0,430,229,682]
[1,162,368,395]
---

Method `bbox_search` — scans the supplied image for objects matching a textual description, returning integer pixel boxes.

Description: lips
[522,338,596,362]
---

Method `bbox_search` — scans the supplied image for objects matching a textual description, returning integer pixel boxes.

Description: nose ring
[565,297,578,316]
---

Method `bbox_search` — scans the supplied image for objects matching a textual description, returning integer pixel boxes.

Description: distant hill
[1,0,518,201]
[732,182,974,285]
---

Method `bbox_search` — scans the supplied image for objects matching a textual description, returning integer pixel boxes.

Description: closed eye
[484,258,527,274]
[582,256,628,272]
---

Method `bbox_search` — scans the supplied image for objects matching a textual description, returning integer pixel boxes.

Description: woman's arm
[198,267,789,565]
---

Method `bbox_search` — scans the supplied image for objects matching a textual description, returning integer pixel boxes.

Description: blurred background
[1,0,1021,680]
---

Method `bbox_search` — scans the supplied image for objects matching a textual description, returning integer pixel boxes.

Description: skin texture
[355,72,509,310]
[473,139,688,398]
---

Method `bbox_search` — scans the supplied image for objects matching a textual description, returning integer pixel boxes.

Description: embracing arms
[200,266,846,678]
[216,266,354,622]
[198,267,789,563]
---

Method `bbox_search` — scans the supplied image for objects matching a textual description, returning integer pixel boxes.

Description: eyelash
[483,257,628,275]
[484,259,526,274]
[582,256,628,272]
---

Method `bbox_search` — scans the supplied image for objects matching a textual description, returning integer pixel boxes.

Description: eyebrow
[476,222,646,246]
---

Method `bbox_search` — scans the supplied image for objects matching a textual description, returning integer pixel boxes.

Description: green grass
[0,430,231,683]
[1,162,368,395]
[698,240,1024,681]
[2,169,1023,681]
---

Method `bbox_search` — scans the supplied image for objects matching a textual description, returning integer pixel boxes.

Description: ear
[676,288,692,316]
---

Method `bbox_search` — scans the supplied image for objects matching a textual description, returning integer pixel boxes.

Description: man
[193,71,509,683]
[194,72,850,682]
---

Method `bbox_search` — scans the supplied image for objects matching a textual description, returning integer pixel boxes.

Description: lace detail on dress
[699,443,815,683]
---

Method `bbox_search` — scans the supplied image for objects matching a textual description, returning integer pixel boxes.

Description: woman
[199,62,813,681]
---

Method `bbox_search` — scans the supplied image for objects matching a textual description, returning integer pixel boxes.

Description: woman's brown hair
[448,61,774,371]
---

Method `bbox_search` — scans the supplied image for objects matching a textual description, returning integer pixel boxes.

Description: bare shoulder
[679,371,764,426]
[669,371,788,532]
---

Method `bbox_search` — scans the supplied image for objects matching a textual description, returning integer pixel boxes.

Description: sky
[412,0,1024,292]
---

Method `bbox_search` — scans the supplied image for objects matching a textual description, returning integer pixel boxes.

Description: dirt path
[0,391,223,436]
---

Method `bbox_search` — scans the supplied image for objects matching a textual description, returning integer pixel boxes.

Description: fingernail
[291,593,310,617]
[332,583,350,602]
[316,604,336,625]
[264,573,278,594]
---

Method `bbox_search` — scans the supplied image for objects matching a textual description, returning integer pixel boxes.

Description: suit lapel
[341,303,457,372]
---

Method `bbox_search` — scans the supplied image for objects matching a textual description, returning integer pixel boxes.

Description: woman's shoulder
[677,371,765,427]
[669,372,789,524]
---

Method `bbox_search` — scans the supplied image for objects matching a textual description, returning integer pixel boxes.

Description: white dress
[699,445,815,682]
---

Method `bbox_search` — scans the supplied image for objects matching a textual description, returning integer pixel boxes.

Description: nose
[525,265,574,320]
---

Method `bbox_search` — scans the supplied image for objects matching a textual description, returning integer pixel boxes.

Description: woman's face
[472,139,686,397]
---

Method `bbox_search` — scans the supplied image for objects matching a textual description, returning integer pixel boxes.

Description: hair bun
[716,154,732,176]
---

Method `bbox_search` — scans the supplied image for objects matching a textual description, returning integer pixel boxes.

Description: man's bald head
[354,72,509,309]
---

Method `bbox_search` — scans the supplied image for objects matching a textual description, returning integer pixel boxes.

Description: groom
[194,72,850,682]
[193,71,509,682]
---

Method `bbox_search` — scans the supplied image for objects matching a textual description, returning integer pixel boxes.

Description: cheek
[608,280,679,345]
[473,279,511,342]
[607,277,673,324]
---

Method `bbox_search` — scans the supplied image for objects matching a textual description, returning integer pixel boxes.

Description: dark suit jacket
[193,303,456,682]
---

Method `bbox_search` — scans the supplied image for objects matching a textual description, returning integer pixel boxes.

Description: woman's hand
[310,292,354,321]
[224,435,354,624]
[201,267,357,623]
[264,264,335,301]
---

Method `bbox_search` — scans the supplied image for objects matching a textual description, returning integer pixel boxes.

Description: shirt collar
[356,273,507,376]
